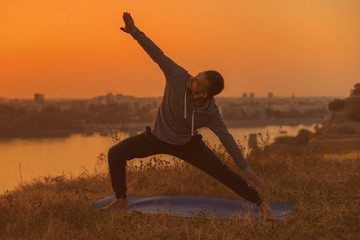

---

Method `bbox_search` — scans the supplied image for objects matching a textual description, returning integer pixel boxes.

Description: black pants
[108,127,262,204]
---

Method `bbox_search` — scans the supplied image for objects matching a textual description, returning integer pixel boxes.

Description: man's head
[187,70,224,103]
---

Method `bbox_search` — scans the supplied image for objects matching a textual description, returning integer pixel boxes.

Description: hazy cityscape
[0,92,336,138]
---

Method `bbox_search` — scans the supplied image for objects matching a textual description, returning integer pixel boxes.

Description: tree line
[0,102,155,135]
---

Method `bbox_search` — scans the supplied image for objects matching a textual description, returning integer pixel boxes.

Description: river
[0,124,317,193]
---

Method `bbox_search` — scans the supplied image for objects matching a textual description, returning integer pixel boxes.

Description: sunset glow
[1,0,359,98]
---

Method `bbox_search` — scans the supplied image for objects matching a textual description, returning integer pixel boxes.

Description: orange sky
[1,0,359,99]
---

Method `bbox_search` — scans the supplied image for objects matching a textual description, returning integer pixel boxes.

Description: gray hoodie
[128,26,251,175]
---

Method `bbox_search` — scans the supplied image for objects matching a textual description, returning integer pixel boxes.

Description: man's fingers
[123,15,129,24]
[244,173,265,188]
[124,12,130,20]
[254,177,265,187]
[243,176,252,187]
[123,12,130,23]
[257,182,263,187]
[126,16,134,25]
[122,12,134,26]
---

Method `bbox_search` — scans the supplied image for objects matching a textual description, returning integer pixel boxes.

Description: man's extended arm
[120,12,186,79]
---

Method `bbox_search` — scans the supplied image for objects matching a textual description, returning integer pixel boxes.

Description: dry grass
[0,144,359,239]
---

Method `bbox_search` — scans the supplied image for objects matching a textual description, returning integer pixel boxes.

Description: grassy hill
[309,96,360,150]
[1,142,359,239]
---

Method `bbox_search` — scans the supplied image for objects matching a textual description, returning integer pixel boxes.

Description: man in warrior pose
[102,12,275,220]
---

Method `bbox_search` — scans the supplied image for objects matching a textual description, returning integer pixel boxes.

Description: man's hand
[243,171,264,188]
[120,12,135,33]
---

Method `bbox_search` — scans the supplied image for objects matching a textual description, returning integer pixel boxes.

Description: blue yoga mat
[93,196,293,220]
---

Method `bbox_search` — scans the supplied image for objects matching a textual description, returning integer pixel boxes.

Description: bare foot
[259,202,276,221]
[100,198,129,211]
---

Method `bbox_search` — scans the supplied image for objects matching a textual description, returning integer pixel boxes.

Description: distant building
[106,92,115,104]
[71,100,88,110]
[99,96,107,105]
[270,103,288,112]
[34,93,45,104]
[242,92,248,99]
[115,94,136,103]
[268,92,274,99]
[249,92,255,100]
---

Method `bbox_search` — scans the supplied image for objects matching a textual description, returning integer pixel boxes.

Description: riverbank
[0,130,80,139]
[224,117,325,128]
[1,145,359,239]
[0,117,325,140]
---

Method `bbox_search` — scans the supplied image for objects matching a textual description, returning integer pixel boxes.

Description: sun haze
[1,0,359,99]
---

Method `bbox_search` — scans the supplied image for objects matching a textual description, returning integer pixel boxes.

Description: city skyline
[0,90,345,101]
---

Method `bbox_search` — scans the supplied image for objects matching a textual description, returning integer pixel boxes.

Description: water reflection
[0,124,316,193]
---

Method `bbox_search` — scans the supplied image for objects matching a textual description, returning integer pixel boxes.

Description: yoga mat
[93,195,293,220]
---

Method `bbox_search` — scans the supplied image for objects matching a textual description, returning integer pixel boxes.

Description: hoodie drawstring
[184,89,195,136]
[191,110,195,136]
[184,90,187,119]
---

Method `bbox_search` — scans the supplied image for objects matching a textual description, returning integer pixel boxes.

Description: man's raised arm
[120,12,185,79]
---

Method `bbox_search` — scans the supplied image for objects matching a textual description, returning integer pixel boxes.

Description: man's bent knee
[108,144,128,164]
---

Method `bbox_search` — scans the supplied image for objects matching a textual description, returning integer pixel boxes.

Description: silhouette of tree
[351,83,360,96]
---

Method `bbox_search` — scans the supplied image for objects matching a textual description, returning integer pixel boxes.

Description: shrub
[328,99,346,112]
[296,129,314,144]
[274,129,314,145]
[351,83,360,96]
[348,97,360,121]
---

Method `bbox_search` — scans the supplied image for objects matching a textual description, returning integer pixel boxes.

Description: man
[102,12,275,220]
